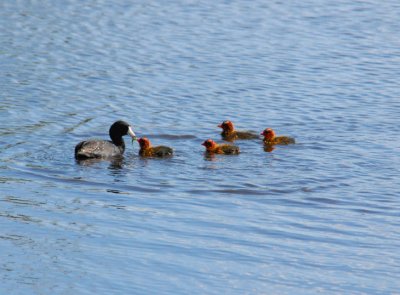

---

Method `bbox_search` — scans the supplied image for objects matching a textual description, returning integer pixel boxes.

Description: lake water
[1,1,400,294]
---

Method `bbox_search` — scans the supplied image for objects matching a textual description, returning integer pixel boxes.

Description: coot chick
[137,137,173,157]
[201,139,240,155]
[261,128,295,145]
[218,120,258,141]
[75,120,136,159]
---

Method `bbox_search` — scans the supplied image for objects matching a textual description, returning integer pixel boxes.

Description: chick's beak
[218,124,222,128]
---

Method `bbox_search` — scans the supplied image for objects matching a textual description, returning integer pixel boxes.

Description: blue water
[1,1,400,294]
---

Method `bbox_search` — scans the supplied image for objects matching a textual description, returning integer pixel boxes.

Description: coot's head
[261,128,275,140]
[137,137,151,149]
[109,121,136,144]
[202,139,217,151]
[218,120,234,132]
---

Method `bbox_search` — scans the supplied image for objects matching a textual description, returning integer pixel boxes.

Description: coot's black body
[74,121,136,159]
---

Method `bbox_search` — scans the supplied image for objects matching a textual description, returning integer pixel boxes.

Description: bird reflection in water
[263,145,275,153]
[75,157,124,170]
[203,152,217,161]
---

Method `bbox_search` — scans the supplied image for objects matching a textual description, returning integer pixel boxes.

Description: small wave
[304,197,340,205]
[3,196,46,207]
[10,166,160,193]
[148,134,197,140]
[187,188,267,196]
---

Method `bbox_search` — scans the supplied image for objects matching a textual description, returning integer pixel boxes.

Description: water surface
[1,1,400,294]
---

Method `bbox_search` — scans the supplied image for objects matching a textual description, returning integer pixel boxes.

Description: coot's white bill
[128,126,137,139]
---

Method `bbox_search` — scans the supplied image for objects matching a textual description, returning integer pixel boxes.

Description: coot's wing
[236,131,259,139]
[153,146,173,157]
[221,145,240,154]
[75,140,121,159]
[276,136,295,145]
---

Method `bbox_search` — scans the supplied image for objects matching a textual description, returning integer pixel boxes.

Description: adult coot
[75,120,136,159]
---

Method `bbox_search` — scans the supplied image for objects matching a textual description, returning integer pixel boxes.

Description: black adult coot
[75,120,137,159]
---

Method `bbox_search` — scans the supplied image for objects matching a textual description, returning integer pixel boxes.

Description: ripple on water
[1,0,400,294]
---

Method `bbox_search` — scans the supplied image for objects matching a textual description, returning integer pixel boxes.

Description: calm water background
[1,0,400,294]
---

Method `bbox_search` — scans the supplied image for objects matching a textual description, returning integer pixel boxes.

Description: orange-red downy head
[218,120,234,132]
[202,139,217,151]
[137,137,151,149]
[261,128,276,141]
